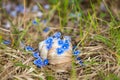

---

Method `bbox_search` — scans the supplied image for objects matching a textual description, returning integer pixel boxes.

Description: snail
[38,32,73,72]
[32,32,81,72]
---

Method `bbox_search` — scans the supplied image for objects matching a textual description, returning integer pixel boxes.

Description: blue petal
[43,27,50,32]
[76,57,83,65]
[46,43,52,50]
[25,46,34,51]
[16,4,24,13]
[33,58,43,67]
[64,40,70,44]
[56,48,64,55]
[3,40,11,45]
[79,60,83,66]
[45,37,53,44]
[43,59,49,66]
[73,50,81,56]
[58,39,64,45]
[61,43,69,50]
[33,52,40,58]
[53,32,61,39]
[32,20,38,25]
[76,57,81,60]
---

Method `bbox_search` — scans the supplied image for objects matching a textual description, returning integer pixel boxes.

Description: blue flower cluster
[43,32,71,55]
[33,52,49,67]
[56,38,71,55]
[76,57,83,65]
[2,31,82,68]
[53,32,61,39]
[73,46,83,65]
[33,58,49,67]
[55,32,71,55]
[44,37,53,50]
[25,46,49,68]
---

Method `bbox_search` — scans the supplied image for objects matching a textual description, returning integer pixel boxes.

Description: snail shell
[39,41,48,59]
[39,38,73,72]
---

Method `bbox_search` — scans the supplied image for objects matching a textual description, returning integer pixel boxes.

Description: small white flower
[18,27,24,31]
[44,4,50,9]
[10,10,17,17]
[3,21,11,29]
[36,11,43,18]
[32,5,39,12]
[19,41,25,49]
[100,2,106,11]
[5,3,12,12]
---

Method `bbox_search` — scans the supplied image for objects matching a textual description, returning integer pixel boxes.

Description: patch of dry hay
[0,44,120,80]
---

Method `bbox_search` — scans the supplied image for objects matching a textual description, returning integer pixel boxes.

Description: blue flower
[33,58,43,68]
[33,52,40,58]
[79,60,83,66]
[61,43,69,50]
[64,40,70,44]
[43,59,49,66]
[46,43,52,50]
[76,57,81,60]
[56,48,64,55]
[58,39,64,45]
[45,37,53,44]
[25,46,34,51]
[53,32,61,39]
[45,37,53,50]
[32,20,38,25]
[43,27,50,32]
[73,50,81,56]
[76,57,83,65]
[3,40,11,45]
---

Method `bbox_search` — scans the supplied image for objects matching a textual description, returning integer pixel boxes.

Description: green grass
[98,71,120,80]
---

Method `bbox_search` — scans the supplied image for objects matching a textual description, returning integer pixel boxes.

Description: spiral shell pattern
[39,32,73,71]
